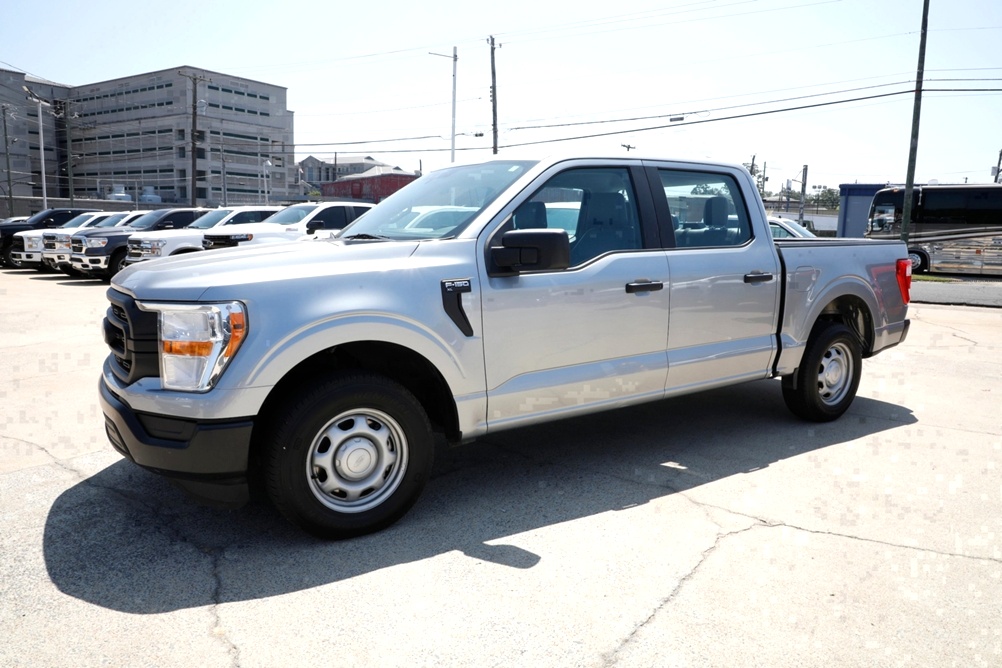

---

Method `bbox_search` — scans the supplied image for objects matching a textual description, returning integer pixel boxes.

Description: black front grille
[42,233,57,250]
[104,288,160,385]
[203,235,238,250]
[71,238,84,253]
[11,236,24,251]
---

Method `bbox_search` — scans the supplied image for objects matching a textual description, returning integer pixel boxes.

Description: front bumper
[70,253,110,272]
[41,251,73,268]
[99,377,255,507]
[10,251,41,264]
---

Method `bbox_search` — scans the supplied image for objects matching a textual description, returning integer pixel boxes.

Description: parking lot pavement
[2,269,1001,667]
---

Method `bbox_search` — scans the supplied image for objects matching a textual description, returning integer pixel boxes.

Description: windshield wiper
[340,233,392,241]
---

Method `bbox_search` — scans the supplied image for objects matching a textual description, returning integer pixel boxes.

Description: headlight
[26,238,42,250]
[137,301,247,392]
[55,234,72,250]
[142,239,167,256]
[229,234,253,242]
[85,238,109,248]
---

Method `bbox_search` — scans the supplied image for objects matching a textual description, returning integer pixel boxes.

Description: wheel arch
[253,340,461,448]
[777,280,878,377]
[813,293,874,357]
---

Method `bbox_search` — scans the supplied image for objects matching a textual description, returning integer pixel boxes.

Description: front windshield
[96,213,128,227]
[340,160,537,240]
[263,205,317,224]
[868,202,897,234]
[190,209,234,229]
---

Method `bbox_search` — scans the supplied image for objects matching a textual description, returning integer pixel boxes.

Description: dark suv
[1,208,99,268]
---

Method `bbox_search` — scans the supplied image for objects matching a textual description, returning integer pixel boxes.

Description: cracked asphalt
[2,268,1001,667]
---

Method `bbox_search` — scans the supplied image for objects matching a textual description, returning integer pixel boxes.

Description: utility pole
[23,86,50,209]
[761,162,767,197]
[219,138,227,206]
[179,70,210,207]
[488,35,499,155]
[2,105,14,217]
[59,99,75,204]
[798,165,808,226]
[995,149,1001,184]
[901,0,930,246]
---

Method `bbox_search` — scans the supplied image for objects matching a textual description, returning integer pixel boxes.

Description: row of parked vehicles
[0,201,376,278]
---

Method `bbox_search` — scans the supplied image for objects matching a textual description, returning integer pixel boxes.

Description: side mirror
[305,220,321,235]
[490,228,570,275]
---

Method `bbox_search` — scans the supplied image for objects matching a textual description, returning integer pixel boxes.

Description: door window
[659,170,752,248]
[510,167,643,266]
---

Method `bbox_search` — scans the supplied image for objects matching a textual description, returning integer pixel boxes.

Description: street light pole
[429,47,458,162]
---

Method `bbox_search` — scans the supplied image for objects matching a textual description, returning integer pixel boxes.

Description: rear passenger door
[646,163,781,394]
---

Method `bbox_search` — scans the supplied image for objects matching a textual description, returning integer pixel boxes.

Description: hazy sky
[2,0,1000,189]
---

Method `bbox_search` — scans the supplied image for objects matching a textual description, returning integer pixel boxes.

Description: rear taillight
[896,259,912,305]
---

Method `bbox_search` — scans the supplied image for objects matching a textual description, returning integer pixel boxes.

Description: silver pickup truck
[100,156,911,538]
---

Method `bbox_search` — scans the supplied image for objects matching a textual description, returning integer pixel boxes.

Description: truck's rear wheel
[782,321,862,422]
[262,372,434,539]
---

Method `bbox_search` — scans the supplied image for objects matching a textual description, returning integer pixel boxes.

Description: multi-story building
[0,65,295,214]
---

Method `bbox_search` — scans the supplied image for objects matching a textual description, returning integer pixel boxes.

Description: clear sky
[2,0,1000,190]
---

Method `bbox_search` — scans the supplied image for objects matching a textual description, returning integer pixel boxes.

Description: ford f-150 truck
[201,201,374,250]
[100,156,911,539]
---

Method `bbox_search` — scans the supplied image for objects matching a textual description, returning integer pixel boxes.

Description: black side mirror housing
[490,228,570,275]
[305,220,321,235]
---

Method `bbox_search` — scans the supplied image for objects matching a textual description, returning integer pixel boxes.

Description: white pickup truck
[124,205,282,265]
[200,201,374,250]
[100,156,911,539]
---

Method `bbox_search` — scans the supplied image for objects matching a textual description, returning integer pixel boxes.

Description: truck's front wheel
[2,242,23,269]
[782,321,862,422]
[263,373,434,539]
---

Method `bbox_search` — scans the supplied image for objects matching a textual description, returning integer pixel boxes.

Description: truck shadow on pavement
[43,380,915,613]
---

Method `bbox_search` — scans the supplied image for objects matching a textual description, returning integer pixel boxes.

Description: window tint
[922,190,967,228]
[230,211,270,224]
[659,170,751,248]
[512,167,642,267]
[313,206,349,229]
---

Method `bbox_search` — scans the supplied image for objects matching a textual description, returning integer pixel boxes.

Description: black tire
[2,242,23,269]
[262,372,434,539]
[908,249,928,274]
[107,248,128,279]
[782,321,862,422]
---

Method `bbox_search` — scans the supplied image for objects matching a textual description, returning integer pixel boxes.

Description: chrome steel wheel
[306,408,409,514]
[815,341,854,407]
[782,321,862,422]
[908,251,928,273]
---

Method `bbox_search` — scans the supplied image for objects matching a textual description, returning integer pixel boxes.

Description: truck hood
[113,239,425,301]
[72,226,139,239]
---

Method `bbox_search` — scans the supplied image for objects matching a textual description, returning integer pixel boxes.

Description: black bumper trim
[99,379,254,507]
